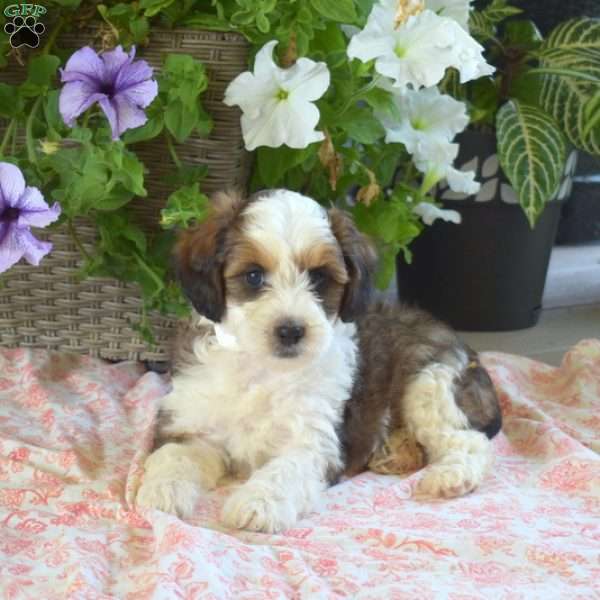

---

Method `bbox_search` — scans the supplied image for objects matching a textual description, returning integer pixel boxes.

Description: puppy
[136,189,502,533]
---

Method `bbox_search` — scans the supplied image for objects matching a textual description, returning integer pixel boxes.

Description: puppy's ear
[329,208,378,322]
[174,190,247,322]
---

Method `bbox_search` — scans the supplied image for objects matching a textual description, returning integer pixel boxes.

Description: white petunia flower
[376,86,479,195]
[379,86,468,152]
[413,201,462,225]
[415,139,481,195]
[347,1,493,90]
[426,0,472,30]
[224,41,330,151]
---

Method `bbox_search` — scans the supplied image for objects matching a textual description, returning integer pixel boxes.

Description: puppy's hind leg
[402,362,493,499]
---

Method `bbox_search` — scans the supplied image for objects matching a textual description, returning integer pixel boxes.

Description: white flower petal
[426,0,472,30]
[380,87,469,153]
[348,3,493,90]
[224,40,329,150]
[413,201,462,225]
[445,166,481,194]
[284,58,330,102]
[348,0,398,61]
[224,71,279,118]
[253,40,283,80]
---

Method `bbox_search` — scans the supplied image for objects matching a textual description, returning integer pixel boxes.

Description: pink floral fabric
[1,341,599,599]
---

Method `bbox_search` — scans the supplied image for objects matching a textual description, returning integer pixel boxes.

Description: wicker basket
[0,26,250,361]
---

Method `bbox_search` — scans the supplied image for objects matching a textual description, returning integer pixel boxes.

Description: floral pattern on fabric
[0,341,599,598]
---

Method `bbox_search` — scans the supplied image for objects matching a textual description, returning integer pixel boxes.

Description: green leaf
[161,54,208,108]
[468,0,522,43]
[496,100,567,226]
[340,106,385,144]
[122,103,164,144]
[310,0,357,23]
[538,18,600,154]
[363,87,401,122]
[140,0,175,17]
[504,20,542,50]
[165,99,198,143]
[583,92,600,138]
[43,90,65,132]
[122,113,164,144]
[164,164,209,187]
[482,0,522,23]
[28,54,60,86]
[468,78,499,125]
[182,13,233,31]
[161,183,210,228]
[130,17,150,43]
[0,83,23,118]
[257,145,316,187]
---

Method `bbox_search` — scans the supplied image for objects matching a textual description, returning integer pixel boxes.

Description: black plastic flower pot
[396,130,575,332]
[556,152,600,244]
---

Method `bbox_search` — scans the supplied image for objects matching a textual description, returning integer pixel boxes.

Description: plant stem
[81,108,92,129]
[0,119,16,156]
[166,133,182,169]
[25,96,42,164]
[133,251,163,295]
[42,16,64,55]
[68,219,91,261]
[11,122,17,155]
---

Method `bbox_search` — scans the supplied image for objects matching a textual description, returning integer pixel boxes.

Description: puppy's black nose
[275,322,305,346]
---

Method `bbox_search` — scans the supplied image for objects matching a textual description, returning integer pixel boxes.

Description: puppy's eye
[245,267,265,289]
[308,267,329,289]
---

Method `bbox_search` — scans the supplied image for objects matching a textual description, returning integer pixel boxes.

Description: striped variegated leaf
[538,18,600,155]
[496,100,567,227]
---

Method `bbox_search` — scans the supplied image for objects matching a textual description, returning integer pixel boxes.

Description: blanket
[1,341,599,599]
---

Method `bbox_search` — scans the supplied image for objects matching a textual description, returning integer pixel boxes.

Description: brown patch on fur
[223,237,278,303]
[171,318,215,373]
[174,189,251,322]
[455,351,502,439]
[338,300,502,478]
[328,209,378,322]
[296,242,348,317]
[224,238,278,280]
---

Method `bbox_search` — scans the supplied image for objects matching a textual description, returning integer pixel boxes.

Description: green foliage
[310,0,357,24]
[155,54,213,143]
[161,184,210,229]
[496,100,567,227]
[469,0,522,43]
[537,18,600,155]
[458,6,600,226]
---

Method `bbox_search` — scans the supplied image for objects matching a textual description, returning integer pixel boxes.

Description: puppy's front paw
[414,463,478,499]
[221,483,296,533]
[136,477,201,518]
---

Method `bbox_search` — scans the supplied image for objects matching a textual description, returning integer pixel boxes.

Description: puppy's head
[175,189,377,365]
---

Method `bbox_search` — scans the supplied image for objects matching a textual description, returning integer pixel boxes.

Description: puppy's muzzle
[275,320,305,347]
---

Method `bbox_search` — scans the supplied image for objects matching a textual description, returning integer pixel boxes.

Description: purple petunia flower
[0,162,61,273]
[59,45,158,140]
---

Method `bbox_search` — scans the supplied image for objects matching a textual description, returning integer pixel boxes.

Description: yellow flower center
[394,44,407,58]
[411,117,427,130]
[276,88,289,101]
[394,0,425,28]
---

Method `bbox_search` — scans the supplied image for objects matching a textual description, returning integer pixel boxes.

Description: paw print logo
[4,15,45,49]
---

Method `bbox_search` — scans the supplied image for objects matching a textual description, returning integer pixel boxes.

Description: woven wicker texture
[0,26,250,361]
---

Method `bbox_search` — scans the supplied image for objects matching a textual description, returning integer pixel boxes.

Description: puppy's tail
[454,351,502,439]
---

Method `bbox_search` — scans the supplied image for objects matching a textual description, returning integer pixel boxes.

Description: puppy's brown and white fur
[136,189,502,532]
